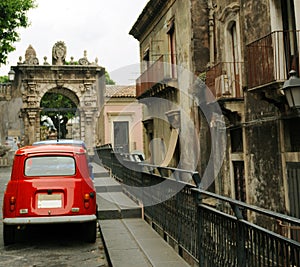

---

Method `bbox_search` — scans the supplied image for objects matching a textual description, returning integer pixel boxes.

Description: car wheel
[83,220,97,243]
[3,224,15,245]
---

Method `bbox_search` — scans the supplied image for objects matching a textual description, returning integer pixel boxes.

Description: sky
[0,0,149,84]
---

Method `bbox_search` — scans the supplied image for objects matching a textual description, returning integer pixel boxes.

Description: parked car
[32,139,94,179]
[2,145,97,245]
[32,139,87,150]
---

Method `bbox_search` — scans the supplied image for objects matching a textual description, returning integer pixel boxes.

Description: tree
[0,75,9,83]
[105,71,115,85]
[40,93,77,139]
[0,0,36,65]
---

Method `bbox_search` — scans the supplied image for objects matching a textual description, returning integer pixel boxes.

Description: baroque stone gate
[10,41,105,155]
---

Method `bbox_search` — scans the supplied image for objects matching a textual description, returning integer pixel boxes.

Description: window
[167,19,177,78]
[25,156,75,176]
[230,127,243,152]
[227,21,241,97]
[143,48,150,71]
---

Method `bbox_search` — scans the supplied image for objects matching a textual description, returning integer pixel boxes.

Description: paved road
[0,167,108,267]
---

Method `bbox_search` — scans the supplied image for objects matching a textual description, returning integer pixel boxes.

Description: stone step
[99,218,190,267]
[94,177,122,193]
[97,192,142,220]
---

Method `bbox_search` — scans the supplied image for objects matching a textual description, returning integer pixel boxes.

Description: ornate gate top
[12,41,106,154]
[21,41,97,67]
[52,41,67,65]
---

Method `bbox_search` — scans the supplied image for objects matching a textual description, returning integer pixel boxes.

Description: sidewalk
[91,162,190,267]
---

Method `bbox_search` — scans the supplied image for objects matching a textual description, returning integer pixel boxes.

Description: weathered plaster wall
[190,0,209,73]
[242,0,272,44]
[244,92,285,212]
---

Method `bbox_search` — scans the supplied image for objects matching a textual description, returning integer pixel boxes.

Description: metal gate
[40,108,81,140]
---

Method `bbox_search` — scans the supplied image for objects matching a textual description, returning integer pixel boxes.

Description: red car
[2,145,97,245]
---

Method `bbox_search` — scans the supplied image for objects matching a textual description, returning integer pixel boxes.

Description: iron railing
[246,30,300,89]
[136,54,177,98]
[205,62,245,99]
[93,144,113,167]
[95,148,300,266]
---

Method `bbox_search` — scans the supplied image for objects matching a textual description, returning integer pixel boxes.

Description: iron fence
[246,30,300,89]
[205,61,245,99]
[136,54,176,98]
[95,149,300,266]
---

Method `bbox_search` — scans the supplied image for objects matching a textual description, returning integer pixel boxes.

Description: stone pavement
[90,162,190,267]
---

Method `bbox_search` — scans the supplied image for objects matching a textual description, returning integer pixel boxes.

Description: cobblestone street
[0,167,109,267]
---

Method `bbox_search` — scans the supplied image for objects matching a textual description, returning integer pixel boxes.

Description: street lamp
[8,69,15,82]
[282,70,300,109]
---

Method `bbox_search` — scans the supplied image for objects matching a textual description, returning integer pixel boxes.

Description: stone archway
[40,88,80,140]
[13,41,106,155]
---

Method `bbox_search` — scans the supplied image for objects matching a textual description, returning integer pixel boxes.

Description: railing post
[195,190,205,267]
[231,203,246,267]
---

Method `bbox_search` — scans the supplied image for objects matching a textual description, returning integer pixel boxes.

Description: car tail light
[10,196,16,211]
[84,193,90,208]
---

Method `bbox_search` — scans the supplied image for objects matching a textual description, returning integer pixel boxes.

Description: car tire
[3,224,15,245]
[83,220,97,243]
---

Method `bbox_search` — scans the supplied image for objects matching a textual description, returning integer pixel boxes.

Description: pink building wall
[103,101,143,153]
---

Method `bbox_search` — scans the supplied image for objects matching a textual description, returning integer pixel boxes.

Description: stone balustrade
[0,83,12,100]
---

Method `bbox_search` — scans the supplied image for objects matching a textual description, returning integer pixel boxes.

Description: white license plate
[38,194,62,208]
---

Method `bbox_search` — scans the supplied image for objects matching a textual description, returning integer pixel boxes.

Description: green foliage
[64,60,79,65]
[40,93,77,139]
[40,93,77,119]
[0,75,9,83]
[0,0,36,65]
[105,71,115,85]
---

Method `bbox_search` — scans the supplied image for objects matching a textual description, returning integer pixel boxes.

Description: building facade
[130,0,300,220]
[97,85,143,154]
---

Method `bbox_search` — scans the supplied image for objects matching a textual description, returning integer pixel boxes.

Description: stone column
[21,108,40,145]
[80,108,99,156]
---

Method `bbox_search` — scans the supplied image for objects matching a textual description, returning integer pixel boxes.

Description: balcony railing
[205,62,244,99]
[247,30,300,90]
[136,54,177,98]
[0,83,12,100]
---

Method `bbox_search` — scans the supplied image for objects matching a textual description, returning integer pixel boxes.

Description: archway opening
[40,90,80,140]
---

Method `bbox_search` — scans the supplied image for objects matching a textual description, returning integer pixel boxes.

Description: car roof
[15,145,86,156]
[32,139,87,148]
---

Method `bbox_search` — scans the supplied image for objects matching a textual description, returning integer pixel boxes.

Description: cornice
[129,0,168,40]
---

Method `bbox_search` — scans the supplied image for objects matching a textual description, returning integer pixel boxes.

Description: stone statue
[52,41,67,65]
[24,45,39,65]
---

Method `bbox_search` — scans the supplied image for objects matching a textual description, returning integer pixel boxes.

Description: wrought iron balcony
[247,30,300,90]
[136,54,177,98]
[205,62,245,100]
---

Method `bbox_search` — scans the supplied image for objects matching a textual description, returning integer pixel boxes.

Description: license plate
[38,194,62,208]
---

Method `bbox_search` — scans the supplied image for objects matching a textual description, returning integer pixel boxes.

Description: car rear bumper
[3,214,97,225]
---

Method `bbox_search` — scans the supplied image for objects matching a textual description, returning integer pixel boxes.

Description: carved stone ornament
[24,45,39,65]
[165,109,181,129]
[78,50,90,65]
[52,41,67,65]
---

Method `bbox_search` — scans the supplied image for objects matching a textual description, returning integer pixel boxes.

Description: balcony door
[286,162,300,241]
[113,121,129,153]
[281,0,299,74]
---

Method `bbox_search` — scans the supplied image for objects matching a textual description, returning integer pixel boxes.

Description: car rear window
[25,156,76,176]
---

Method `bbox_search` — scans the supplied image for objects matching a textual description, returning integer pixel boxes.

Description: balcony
[205,62,245,100]
[136,55,177,99]
[247,30,300,90]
